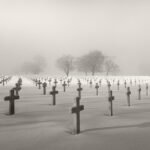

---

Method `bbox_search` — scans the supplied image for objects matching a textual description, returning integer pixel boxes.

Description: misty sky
[0,0,150,75]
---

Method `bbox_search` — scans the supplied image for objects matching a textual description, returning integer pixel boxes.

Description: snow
[1,76,150,150]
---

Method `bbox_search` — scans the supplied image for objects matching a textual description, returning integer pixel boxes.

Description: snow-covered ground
[1,76,150,150]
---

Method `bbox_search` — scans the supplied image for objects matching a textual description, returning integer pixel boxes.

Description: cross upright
[71,97,84,134]
[48,79,51,85]
[124,80,127,88]
[112,79,115,85]
[42,82,47,95]
[77,82,83,98]
[107,81,111,93]
[14,83,21,96]
[89,80,92,88]
[54,79,58,87]
[146,83,148,96]
[18,78,22,86]
[99,80,101,87]
[108,90,115,116]
[138,85,141,100]
[62,81,67,92]
[50,86,59,105]
[37,80,42,89]
[35,79,38,86]
[4,89,20,115]
[117,80,120,91]
[3,78,5,86]
[127,87,131,106]
[135,80,137,86]
[60,79,62,85]
[95,83,99,96]
[130,80,132,86]
[67,79,70,87]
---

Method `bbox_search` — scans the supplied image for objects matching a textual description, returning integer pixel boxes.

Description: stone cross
[124,80,127,88]
[126,87,131,106]
[37,80,42,89]
[89,80,92,88]
[113,79,115,85]
[67,79,70,87]
[71,97,84,134]
[146,83,148,96]
[42,82,47,95]
[62,81,67,92]
[4,89,19,115]
[2,78,5,86]
[18,78,22,85]
[54,79,58,87]
[117,80,120,91]
[35,79,38,86]
[130,80,132,86]
[60,79,62,85]
[77,82,83,98]
[50,86,59,105]
[99,80,101,87]
[95,83,99,96]
[138,85,141,100]
[14,83,21,96]
[135,80,137,86]
[48,79,51,85]
[108,90,115,116]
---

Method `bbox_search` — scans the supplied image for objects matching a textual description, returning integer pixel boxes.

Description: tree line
[56,50,119,76]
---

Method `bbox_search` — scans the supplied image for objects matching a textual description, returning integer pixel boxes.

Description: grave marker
[54,79,58,87]
[77,82,83,98]
[138,85,141,100]
[13,83,21,96]
[146,83,148,96]
[38,80,42,89]
[117,80,120,91]
[62,81,67,92]
[71,97,84,134]
[126,87,131,106]
[89,80,92,88]
[124,80,127,88]
[4,89,19,115]
[108,90,115,116]
[50,86,59,105]
[42,82,47,95]
[95,83,99,96]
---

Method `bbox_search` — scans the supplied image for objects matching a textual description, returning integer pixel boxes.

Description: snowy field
[1,76,150,150]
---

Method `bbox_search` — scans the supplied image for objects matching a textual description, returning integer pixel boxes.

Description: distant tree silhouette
[77,50,105,76]
[56,55,74,76]
[104,58,119,75]
[76,55,89,75]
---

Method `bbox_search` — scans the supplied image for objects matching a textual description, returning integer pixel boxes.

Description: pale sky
[0,0,150,75]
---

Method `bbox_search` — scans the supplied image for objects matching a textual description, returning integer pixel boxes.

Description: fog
[0,0,150,75]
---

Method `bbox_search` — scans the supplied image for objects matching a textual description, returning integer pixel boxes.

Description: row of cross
[3,76,150,134]
[32,77,149,134]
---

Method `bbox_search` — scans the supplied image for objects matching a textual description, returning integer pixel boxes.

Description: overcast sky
[0,0,150,75]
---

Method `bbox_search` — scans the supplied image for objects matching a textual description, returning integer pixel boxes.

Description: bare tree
[56,55,74,76]
[76,55,89,75]
[84,50,105,76]
[104,58,120,75]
